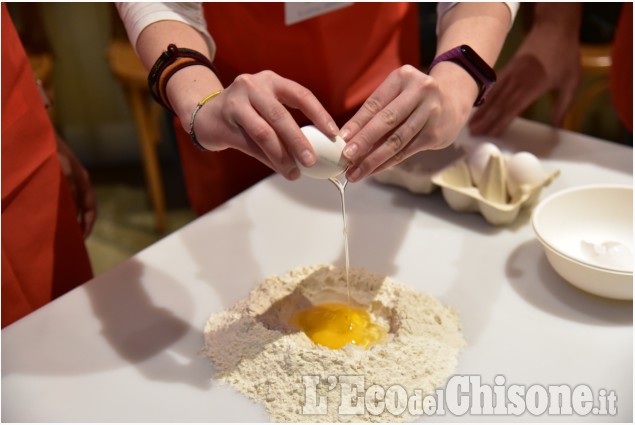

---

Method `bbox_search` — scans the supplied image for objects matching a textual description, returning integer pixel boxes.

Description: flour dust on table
[203,265,466,422]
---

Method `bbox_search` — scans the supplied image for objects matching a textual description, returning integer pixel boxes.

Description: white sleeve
[436,2,520,33]
[115,2,216,60]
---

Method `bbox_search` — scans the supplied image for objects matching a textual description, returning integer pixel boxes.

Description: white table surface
[2,118,633,422]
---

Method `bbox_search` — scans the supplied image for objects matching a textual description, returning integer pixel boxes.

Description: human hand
[339,65,470,182]
[56,136,97,238]
[469,6,582,137]
[191,71,339,180]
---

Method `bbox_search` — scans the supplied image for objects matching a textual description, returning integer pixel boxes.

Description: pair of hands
[469,7,582,137]
[191,64,469,183]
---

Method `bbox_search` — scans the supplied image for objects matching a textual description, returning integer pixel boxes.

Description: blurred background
[6,3,630,276]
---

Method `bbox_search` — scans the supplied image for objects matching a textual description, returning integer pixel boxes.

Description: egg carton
[374,145,560,226]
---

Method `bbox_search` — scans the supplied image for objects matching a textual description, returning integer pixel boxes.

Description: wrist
[147,43,219,117]
[429,62,476,120]
[165,65,223,131]
[429,45,496,107]
[189,90,223,151]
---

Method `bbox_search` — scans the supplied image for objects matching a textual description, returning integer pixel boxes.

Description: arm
[341,3,513,182]
[119,3,338,181]
[469,3,583,136]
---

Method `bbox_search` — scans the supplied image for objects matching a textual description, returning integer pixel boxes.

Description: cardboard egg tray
[374,145,560,226]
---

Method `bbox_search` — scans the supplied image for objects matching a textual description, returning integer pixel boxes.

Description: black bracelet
[147,44,215,114]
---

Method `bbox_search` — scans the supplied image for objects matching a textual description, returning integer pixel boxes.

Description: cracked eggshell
[298,125,347,179]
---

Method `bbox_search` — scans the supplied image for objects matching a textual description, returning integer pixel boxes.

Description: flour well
[203,264,465,422]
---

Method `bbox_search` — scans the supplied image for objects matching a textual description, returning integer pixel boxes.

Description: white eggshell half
[298,125,347,179]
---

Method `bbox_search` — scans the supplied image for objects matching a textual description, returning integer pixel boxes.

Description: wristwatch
[428,45,497,106]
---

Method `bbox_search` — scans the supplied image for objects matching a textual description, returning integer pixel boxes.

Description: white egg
[466,142,501,186]
[506,151,544,197]
[298,125,348,179]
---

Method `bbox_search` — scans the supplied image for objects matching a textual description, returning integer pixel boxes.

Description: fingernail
[343,143,357,159]
[300,149,316,166]
[289,167,301,180]
[340,128,351,141]
[328,121,338,135]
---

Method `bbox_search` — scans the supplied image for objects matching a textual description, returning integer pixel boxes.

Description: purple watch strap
[428,45,496,106]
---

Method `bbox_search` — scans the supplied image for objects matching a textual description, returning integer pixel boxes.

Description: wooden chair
[29,52,54,115]
[106,39,167,233]
[563,44,612,132]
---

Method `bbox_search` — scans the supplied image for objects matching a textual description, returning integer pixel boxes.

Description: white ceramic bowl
[531,184,633,300]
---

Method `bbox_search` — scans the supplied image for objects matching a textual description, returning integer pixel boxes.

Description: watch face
[460,45,497,83]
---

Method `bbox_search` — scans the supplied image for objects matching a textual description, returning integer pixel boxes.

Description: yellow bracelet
[189,90,222,151]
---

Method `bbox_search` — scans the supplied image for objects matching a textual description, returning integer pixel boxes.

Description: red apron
[173,3,420,215]
[1,4,93,327]
[610,2,632,132]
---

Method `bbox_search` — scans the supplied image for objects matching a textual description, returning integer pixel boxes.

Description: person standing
[2,4,95,327]
[117,3,517,214]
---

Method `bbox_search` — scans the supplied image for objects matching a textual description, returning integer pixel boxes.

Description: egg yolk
[291,303,386,349]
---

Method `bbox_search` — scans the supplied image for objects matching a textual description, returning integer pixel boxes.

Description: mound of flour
[203,264,465,422]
